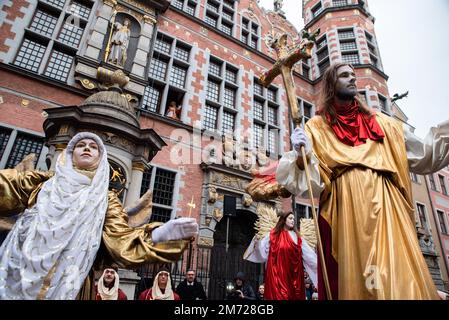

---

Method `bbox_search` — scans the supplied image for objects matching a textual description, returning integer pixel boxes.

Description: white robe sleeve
[276,150,324,197]
[405,120,449,174]
[301,239,318,287]
[243,234,270,263]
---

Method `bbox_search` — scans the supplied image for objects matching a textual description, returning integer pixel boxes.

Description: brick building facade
[0,0,447,297]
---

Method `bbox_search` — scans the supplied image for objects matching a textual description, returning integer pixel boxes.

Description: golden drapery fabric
[0,169,188,300]
[305,113,439,300]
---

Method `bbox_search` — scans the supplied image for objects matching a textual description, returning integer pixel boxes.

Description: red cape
[264,229,305,300]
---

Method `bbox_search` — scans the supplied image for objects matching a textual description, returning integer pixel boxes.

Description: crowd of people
[94,265,318,300]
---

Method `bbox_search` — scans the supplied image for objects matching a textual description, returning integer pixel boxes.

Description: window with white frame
[0,128,11,158]
[0,126,45,169]
[296,98,315,125]
[295,203,318,228]
[332,0,348,7]
[302,60,311,80]
[429,174,437,191]
[241,17,260,50]
[13,0,92,83]
[203,57,239,134]
[140,167,177,223]
[416,203,429,231]
[358,90,368,104]
[438,175,448,195]
[253,80,280,156]
[378,94,388,114]
[311,2,323,18]
[142,33,191,118]
[204,0,235,36]
[338,28,360,65]
[171,0,197,16]
[316,35,330,76]
[410,172,420,184]
[358,0,367,10]
[437,210,448,234]
[295,204,309,228]
[365,31,380,69]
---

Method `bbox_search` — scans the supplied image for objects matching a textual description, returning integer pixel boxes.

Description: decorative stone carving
[143,14,157,25]
[238,149,253,171]
[78,77,97,90]
[115,5,143,22]
[124,0,156,14]
[88,130,137,153]
[210,172,249,191]
[109,161,127,199]
[242,194,253,207]
[247,0,259,19]
[222,135,235,167]
[198,237,214,247]
[213,208,223,222]
[58,125,69,135]
[204,216,212,227]
[103,0,118,7]
[208,186,219,204]
[132,162,146,172]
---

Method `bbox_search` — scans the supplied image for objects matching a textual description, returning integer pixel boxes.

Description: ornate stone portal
[198,163,282,248]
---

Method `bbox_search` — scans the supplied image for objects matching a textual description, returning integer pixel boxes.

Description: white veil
[0,132,110,300]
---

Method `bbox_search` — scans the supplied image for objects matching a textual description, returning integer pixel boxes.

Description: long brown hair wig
[317,62,374,124]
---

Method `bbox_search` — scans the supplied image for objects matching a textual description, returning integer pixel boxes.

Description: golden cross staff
[186,196,196,269]
[104,9,117,63]
[187,196,196,218]
[259,32,333,300]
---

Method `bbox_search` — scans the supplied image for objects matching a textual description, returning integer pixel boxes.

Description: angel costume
[0,132,188,300]
[244,209,317,300]
[277,112,449,300]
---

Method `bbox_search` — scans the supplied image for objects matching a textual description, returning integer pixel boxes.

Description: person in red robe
[244,211,317,300]
[138,268,180,300]
[95,265,127,300]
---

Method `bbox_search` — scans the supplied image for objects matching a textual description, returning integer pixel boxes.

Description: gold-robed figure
[0,132,198,300]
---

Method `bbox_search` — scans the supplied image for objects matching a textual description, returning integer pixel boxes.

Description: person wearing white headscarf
[0,132,198,300]
[138,269,179,300]
[95,266,127,300]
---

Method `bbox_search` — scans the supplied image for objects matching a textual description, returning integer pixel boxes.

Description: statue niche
[104,13,140,71]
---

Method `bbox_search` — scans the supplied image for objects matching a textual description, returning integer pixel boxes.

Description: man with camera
[225,272,256,300]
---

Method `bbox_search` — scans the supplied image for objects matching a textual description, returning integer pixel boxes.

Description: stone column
[50,143,67,170]
[118,268,141,300]
[84,0,116,62]
[130,15,157,79]
[125,161,145,207]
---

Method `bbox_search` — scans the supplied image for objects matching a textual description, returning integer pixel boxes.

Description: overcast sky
[258,0,449,138]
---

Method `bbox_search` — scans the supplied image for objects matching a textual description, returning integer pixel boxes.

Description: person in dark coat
[175,269,207,300]
[226,272,256,300]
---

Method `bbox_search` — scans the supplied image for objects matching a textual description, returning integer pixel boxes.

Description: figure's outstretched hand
[151,217,198,243]
[290,127,312,155]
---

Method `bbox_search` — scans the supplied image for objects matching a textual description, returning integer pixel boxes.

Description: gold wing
[299,218,317,250]
[254,204,278,240]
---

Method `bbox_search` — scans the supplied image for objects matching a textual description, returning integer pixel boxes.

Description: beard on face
[335,88,357,101]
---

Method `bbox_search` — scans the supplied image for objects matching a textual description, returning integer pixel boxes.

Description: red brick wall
[0,69,84,132]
